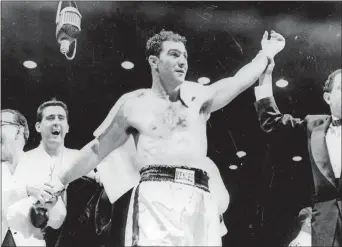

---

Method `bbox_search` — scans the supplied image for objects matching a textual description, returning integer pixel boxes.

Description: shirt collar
[37,142,65,158]
[330,115,341,128]
[332,115,339,121]
[2,151,26,176]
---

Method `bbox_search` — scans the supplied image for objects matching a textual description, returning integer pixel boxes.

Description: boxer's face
[1,112,20,160]
[35,106,69,145]
[324,73,341,119]
[155,40,188,85]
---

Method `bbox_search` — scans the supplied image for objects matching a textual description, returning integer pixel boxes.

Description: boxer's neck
[151,72,182,98]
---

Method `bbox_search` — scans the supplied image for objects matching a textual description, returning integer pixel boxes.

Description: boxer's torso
[126,86,211,170]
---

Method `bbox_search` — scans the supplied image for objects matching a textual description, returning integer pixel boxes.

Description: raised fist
[261,30,286,59]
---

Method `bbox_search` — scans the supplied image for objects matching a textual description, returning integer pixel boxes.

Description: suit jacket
[52,176,103,247]
[255,96,342,247]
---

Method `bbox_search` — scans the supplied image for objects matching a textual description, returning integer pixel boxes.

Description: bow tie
[332,119,341,127]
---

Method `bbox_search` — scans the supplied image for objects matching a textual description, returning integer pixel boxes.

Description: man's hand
[34,196,58,210]
[261,30,285,59]
[288,231,311,247]
[26,183,55,203]
[29,205,49,229]
[45,178,66,198]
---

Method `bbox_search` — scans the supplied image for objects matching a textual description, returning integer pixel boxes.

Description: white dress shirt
[326,116,341,179]
[23,143,73,218]
[3,144,75,246]
[255,84,341,179]
[1,152,46,246]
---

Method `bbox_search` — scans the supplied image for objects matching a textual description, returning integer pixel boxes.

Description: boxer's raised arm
[208,51,268,112]
[208,31,285,113]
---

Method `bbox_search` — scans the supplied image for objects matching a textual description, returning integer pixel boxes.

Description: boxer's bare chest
[129,90,209,137]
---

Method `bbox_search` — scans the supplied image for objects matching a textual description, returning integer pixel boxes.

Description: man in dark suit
[254,62,341,247]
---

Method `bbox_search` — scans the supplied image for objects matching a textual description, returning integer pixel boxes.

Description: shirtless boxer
[51,30,286,246]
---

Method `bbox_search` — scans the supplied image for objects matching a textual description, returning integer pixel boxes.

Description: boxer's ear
[35,122,41,133]
[148,55,158,69]
[323,92,331,105]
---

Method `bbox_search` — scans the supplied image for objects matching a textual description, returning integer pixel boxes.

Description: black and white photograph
[1,1,341,246]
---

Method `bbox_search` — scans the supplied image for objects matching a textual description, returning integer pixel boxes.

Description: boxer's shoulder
[123,88,160,108]
[124,88,149,98]
[121,88,150,107]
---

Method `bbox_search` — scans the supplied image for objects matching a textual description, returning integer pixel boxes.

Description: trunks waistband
[139,165,210,192]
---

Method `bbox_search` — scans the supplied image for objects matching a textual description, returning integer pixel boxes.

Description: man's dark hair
[1,109,30,143]
[36,99,69,123]
[145,29,187,59]
[323,69,341,93]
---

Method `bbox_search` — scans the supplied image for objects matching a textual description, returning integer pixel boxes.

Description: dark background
[1,1,341,246]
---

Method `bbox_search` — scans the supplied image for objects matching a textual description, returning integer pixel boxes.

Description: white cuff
[254,84,273,101]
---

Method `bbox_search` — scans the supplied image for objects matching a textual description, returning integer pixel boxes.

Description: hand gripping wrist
[53,177,66,197]
[259,49,275,61]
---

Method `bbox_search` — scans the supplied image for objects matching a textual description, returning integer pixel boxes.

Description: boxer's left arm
[207,31,285,113]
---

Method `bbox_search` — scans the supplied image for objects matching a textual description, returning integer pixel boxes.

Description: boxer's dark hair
[1,109,30,143]
[146,29,187,59]
[323,69,341,93]
[36,99,69,122]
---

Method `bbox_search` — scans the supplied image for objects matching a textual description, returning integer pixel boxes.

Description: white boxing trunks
[125,165,222,246]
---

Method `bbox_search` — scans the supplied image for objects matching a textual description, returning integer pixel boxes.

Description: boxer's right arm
[58,97,134,187]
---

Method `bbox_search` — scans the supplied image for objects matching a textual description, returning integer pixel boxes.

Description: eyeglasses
[0,121,21,127]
